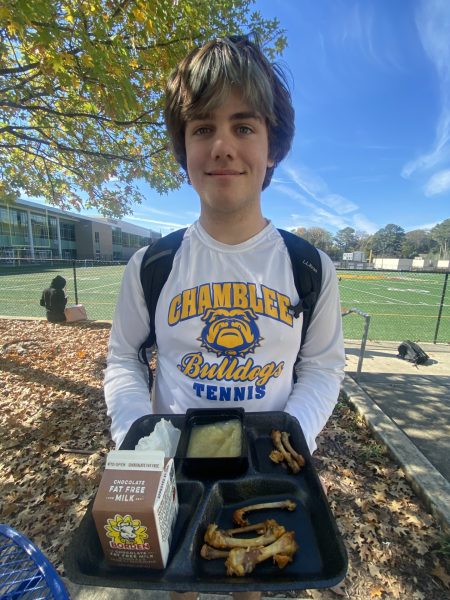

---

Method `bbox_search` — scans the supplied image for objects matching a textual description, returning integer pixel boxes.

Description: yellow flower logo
[104,514,148,545]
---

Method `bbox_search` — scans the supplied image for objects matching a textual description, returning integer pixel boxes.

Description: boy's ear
[267,157,275,168]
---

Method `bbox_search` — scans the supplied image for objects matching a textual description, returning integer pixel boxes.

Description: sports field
[339,271,449,343]
[0,265,448,342]
[0,264,125,322]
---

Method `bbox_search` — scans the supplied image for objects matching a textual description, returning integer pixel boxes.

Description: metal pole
[73,260,79,305]
[433,272,448,344]
[356,314,371,379]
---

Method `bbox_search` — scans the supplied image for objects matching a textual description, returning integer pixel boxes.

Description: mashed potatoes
[186,420,242,458]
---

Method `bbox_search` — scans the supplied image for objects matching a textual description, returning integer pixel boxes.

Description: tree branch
[0,72,42,92]
[111,0,133,19]
[3,128,135,161]
[43,156,58,203]
[0,63,41,76]
[0,100,161,126]
[1,143,85,179]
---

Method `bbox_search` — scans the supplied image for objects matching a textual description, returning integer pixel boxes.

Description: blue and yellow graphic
[199,307,262,358]
[172,282,294,397]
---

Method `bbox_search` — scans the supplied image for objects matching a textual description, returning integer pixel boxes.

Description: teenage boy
[104,36,345,600]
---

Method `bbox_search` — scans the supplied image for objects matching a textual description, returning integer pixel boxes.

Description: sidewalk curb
[342,374,450,534]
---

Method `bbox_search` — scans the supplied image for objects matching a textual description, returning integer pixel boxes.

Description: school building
[0,198,161,261]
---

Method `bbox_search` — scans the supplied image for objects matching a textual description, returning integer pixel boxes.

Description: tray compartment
[64,480,205,583]
[245,411,310,474]
[192,477,346,586]
[176,408,248,478]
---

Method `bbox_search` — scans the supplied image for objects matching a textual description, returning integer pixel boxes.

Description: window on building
[6,208,29,244]
[48,217,58,241]
[30,213,50,247]
[112,228,122,245]
[0,207,10,236]
[139,235,150,246]
[60,222,76,241]
[94,231,100,243]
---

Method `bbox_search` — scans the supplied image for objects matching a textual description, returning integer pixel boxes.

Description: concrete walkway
[344,340,450,534]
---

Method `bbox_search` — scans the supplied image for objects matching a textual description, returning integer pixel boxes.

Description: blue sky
[36,0,450,237]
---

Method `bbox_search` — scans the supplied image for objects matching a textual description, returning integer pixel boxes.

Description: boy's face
[184,88,274,221]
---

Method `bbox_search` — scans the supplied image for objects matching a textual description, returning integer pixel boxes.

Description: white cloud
[405,222,438,231]
[424,168,450,196]
[313,208,348,229]
[402,1,450,178]
[283,165,358,213]
[135,206,179,217]
[272,183,315,208]
[125,215,191,229]
[273,163,379,233]
[351,213,378,234]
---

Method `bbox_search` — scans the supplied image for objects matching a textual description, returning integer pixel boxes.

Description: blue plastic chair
[0,525,69,599]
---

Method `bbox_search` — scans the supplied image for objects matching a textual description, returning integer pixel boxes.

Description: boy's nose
[211,134,235,160]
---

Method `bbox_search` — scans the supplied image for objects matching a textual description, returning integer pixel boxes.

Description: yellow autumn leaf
[405,513,422,527]
[61,52,76,67]
[51,57,65,73]
[432,563,450,588]
[132,8,146,23]
[81,54,94,68]
[7,22,18,35]
[108,64,122,76]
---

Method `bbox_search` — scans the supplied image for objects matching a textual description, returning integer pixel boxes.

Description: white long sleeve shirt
[104,221,345,452]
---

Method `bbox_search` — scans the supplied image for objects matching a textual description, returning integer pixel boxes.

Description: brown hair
[164,35,295,190]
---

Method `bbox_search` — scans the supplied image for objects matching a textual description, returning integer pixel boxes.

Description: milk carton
[92,450,178,569]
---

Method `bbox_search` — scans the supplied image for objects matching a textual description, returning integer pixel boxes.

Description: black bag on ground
[397,340,429,365]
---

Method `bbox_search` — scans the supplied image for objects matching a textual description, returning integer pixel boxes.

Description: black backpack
[397,340,429,365]
[138,228,322,376]
[40,289,50,309]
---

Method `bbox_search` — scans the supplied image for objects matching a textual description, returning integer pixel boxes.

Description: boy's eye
[193,126,211,135]
[237,125,253,135]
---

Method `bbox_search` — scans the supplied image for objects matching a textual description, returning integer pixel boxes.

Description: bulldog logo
[199,307,262,357]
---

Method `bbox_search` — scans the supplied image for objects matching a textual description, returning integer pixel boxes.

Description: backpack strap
[138,228,187,366]
[43,289,52,310]
[277,229,322,348]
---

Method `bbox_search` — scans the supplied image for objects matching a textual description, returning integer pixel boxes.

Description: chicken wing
[225,531,298,576]
[204,519,285,549]
[271,430,301,473]
[233,499,296,527]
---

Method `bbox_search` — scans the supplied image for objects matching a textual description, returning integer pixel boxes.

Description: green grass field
[339,270,449,343]
[0,264,125,321]
[0,265,448,343]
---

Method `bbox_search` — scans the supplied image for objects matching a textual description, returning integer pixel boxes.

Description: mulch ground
[0,319,449,599]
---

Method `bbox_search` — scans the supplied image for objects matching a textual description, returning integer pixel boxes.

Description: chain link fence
[0,259,448,343]
[338,269,449,343]
[0,258,126,322]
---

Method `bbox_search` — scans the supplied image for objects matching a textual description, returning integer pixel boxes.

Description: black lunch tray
[64,411,347,593]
